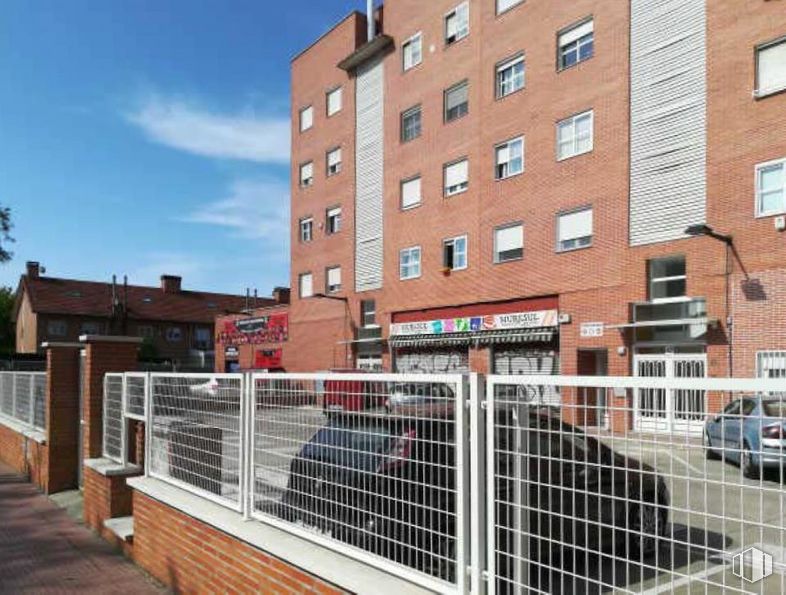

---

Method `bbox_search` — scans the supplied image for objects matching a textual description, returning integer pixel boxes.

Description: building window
[299,161,314,188]
[497,0,524,15]
[80,321,101,335]
[445,2,469,45]
[557,110,593,160]
[496,54,525,98]
[403,33,423,71]
[326,87,342,116]
[757,351,786,379]
[326,147,342,176]
[444,80,469,122]
[401,176,422,210]
[495,136,525,179]
[755,37,786,98]
[137,325,154,339]
[494,223,524,263]
[648,255,687,303]
[165,327,183,343]
[444,159,469,196]
[47,320,67,337]
[299,273,313,298]
[558,18,594,70]
[326,207,342,234]
[361,300,377,327]
[326,266,342,294]
[299,105,313,132]
[443,236,468,271]
[401,105,422,142]
[557,207,593,252]
[299,217,313,243]
[194,327,212,350]
[756,158,786,216]
[400,246,422,280]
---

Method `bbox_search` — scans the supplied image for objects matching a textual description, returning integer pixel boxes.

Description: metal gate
[634,353,707,434]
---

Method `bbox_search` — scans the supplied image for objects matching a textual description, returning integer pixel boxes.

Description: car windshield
[763,400,786,418]
[304,421,396,470]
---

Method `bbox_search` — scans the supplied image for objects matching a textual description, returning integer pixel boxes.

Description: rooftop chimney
[160,275,182,294]
[26,261,41,279]
[273,287,291,305]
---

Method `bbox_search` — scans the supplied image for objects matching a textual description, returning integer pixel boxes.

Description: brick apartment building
[289,0,786,433]
[14,261,272,364]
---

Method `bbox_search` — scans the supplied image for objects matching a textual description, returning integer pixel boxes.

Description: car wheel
[704,431,720,460]
[629,503,659,556]
[741,442,759,479]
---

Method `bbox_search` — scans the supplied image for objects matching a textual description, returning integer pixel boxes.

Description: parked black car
[278,408,670,583]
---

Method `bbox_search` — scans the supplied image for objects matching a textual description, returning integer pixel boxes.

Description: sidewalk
[0,462,164,594]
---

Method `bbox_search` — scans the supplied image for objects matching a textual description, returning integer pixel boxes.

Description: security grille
[13,373,32,422]
[148,373,244,510]
[0,372,47,431]
[32,374,46,430]
[103,373,125,463]
[124,373,147,420]
[250,373,467,592]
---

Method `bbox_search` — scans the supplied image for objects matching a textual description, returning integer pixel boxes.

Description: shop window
[443,235,468,271]
[401,105,422,142]
[299,161,314,188]
[400,246,421,280]
[557,207,593,252]
[326,147,342,176]
[326,266,342,294]
[299,273,313,298]
[558,18,594,70]
[444,159,469,196]
[755,36,786,98]
[47,320,67,337]
[299,105,313,132]
[495,136,524,179]
[299,217,313,243]
[401,176,422,209]
[648,255,687,303]
[326,207,341,234]
[361,300,377,327]
[444,80,469,122]
[496,54,525,98]
[445,2,469,45]
[403,33,422,71]
[326,87,342,116]
[557,110,593,160]
[494,223,524,263]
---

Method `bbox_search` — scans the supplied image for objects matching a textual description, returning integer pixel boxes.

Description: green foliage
[139,336,159,361]
[0,206,13,263]
[0,287,15,355]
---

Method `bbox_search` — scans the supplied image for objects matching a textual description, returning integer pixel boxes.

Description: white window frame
[496,0,524,16]
[401,176,422,210]
[443,235,468,271]
[402,32,423,71]
[648,255,687,304]
[401,105,422,142]
[326,87,342,117]
[399,246,422,280]
[326,266,342,294]
[755,157,786,217]
[361,300,377,328]
[326,147,342,176]
[558,18,595,71]
[299,161,314,188]
[299,272,314,298]
[326,207,342,235]
[556,110,594,161]
[299,105,313,132]
[755,36,786,98]
[494,223,524,264]
[495,136,525,180]
[444,158,469,197]
[299,217,314,243]
[444,80,469,122]
[757,351,786,379]
[445,2,469,46]
[556,206,594,252]
[496,54,525,99]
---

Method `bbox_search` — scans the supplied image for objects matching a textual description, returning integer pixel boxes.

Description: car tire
[628,503,659,557]
[704,431,720,460]
[741,442,759,479]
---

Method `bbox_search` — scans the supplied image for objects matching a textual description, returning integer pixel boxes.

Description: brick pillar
[44,344,81,493]
[81,336,141,462]
[469,345,491,374]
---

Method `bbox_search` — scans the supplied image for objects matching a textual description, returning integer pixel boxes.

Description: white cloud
[126,95,290,163]
[129,251,208,287]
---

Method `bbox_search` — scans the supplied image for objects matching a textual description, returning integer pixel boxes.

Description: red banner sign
[217,312,288,346]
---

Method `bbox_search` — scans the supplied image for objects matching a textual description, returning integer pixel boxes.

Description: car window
[763,400,786,418]
[741,399,757,416]
[723,400,741,416]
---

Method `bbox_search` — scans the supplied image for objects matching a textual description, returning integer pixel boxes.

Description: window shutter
[446,13,458,39]
[496,225,523,252]
[446,83,468,110]
[497,0,521,12]
[300,274,313,297]
[328,149,341,167]
[300,162,313,183]
[758,42,786,93]
[496,145,511,165]
[327,88,342,115]
[328,267,341,287]
[300,106,313,130]
[559,209,593,242]
[402,178,421,208]
[560,20,593,47]
[446,160,468,188]
[327,207,341,219]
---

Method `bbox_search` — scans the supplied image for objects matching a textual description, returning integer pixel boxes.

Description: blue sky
[0,0,360,295]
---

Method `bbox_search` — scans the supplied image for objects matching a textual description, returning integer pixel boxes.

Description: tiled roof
[18,276,270,325]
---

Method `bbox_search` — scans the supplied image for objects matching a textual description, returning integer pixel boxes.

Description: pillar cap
[41,342,83,349]
[79,335,144,345]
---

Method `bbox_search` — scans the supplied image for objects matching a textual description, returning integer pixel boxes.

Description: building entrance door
[634,351,707,434]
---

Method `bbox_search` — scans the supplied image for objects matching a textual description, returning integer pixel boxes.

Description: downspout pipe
[367,0,375,41]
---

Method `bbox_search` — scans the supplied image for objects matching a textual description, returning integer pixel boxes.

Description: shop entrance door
[634,351,707,434]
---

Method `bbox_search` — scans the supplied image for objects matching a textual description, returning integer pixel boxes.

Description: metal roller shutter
[493,347,561,405]
[395,348,469,374]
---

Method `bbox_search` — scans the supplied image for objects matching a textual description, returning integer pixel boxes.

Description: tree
[0,287,15,356]
[0,206,13,263]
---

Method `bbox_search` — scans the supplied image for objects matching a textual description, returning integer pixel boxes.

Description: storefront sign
[580,322,605,338]
[254,348,283,370]
[218,312,288,346]
[390,309,559,337]
[224,346,240,359]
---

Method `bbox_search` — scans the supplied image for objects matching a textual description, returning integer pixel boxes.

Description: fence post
[242,372,253,521]
[144,373,152,478]
[469,373,487,595]
[28,373,35,426]
[11,373,16,422]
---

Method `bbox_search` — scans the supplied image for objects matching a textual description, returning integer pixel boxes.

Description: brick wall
[0,424,47,488]
[132,491,347,594]
[83,465,138,538]
[45,346,81,492]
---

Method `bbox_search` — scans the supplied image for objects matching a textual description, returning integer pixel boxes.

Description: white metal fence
[109,371,786,594]
[0,371,46,432]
